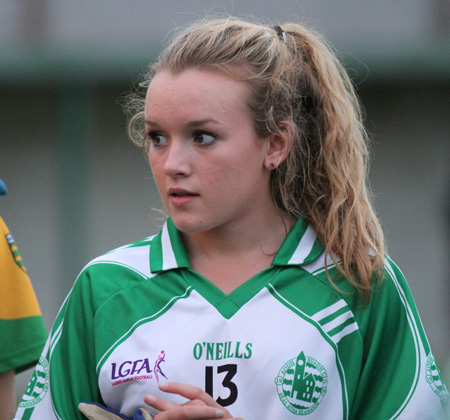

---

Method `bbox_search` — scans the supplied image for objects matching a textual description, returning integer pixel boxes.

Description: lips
[168,188,199,206]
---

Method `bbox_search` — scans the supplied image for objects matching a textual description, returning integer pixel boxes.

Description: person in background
[15,17,449,419]
[0,179,48,420]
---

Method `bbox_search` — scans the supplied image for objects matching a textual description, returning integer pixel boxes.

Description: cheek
[148,153,159,173]
[212,165,248,198]
[149,159,164,188]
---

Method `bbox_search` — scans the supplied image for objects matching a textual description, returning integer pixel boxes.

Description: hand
[144,382,243,420]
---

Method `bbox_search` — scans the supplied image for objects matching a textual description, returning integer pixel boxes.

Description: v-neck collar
[149,217,324,318]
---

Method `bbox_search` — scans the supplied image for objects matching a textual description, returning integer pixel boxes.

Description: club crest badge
[275,351,327,415]
[425,353,449,401]
[19,356,49,408]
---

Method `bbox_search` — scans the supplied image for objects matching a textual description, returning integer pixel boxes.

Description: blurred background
[0,0,449,402]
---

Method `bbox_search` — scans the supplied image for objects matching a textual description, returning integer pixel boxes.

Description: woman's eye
[194,132,217,146]
[147,132,167,146]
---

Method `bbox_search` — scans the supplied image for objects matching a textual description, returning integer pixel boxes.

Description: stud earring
[270,163,276,169]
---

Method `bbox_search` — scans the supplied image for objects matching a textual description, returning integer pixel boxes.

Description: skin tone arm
[145,382,244,420]
[0,370,16,420]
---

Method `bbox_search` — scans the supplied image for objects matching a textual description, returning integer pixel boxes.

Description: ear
[263,121,295,170]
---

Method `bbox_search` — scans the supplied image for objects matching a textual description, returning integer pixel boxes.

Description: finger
[152,405,225,420]
[158,382,218,407]
[144,394,206,412]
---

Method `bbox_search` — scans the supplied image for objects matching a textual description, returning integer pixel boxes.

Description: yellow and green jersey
[15,218,448,419]
[0,215,47,374]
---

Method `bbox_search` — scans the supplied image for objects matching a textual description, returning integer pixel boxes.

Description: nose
[163,139,191,177]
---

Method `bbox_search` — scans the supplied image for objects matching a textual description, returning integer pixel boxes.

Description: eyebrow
[144,119,221,127]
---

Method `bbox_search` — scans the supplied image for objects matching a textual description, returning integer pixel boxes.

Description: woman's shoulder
[369,256,418,317]
[76,235,158,287]
[298,252,416,321]
[63,235,159,312]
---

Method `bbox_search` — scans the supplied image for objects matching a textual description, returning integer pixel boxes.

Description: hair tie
[272,25,287,44]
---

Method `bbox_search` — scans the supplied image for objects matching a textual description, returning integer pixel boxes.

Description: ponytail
[273,24,385,297]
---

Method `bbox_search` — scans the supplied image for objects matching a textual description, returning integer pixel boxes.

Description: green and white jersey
[15,218,448,419]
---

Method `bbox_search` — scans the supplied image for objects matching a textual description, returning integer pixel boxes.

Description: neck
[182,207,294,262]
[180,208,294,294]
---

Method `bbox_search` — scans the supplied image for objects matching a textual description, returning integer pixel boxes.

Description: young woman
[15,17,448,420]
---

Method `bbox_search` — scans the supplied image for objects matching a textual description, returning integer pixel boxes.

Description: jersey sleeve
[14,268,102,420]
[350,257,448,419]
[0,216,47,374]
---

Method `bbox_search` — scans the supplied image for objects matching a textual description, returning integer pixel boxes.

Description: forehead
[144,68,250,118]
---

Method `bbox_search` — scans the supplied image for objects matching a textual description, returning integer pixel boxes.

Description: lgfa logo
[111,350,167,386]
[275,351,328,415]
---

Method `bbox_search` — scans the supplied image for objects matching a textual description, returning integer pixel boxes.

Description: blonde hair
[125,17,386,299]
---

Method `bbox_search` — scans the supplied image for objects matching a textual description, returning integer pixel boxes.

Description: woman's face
[144,68,274,235]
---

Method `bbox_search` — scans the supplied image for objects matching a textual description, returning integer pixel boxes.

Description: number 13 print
[205,364,238,406]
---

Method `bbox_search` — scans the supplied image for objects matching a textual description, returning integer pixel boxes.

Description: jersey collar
[272,217,324,266]
[149,217,324,274]
[150,218,191,273]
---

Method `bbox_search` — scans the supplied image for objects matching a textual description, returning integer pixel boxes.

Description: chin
[169,215,210,234]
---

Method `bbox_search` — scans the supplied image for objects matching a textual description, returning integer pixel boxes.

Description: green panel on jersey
[49,268,106,417]
[385,257,431,356]
[0,317,47,373]
[346,262,419,419]
[92,265,193,371]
